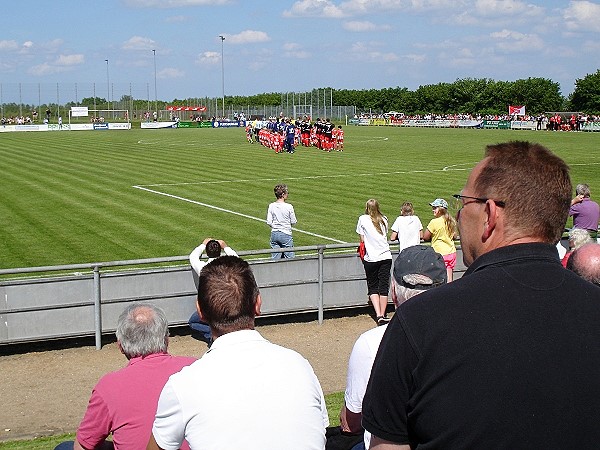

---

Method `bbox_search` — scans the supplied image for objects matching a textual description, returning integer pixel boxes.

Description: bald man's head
[567,242,600,287]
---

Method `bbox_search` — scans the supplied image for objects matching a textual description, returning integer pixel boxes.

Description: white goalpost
[68,107,131,124]
[293,104,313,120]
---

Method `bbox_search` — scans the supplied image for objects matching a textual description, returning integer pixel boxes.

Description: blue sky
[1,0,599,103]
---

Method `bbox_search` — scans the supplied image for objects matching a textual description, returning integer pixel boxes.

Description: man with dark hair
[148,256,329,450]
[569,183,600,238]
[567,241,600,286]
[363,141,600,449]
[54,303,195,450]
[337,245,446,450]
[189,237,237,275]
[188,237,238,343]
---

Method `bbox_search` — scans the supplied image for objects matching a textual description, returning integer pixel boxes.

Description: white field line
[132,185,347,243]
[134,160,600,243]
[138,166,470,188]
[137,140,234,147]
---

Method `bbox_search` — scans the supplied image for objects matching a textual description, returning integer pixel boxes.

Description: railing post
[93,265,102,350]
[317,245,325,324]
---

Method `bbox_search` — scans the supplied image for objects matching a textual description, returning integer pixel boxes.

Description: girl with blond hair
[356,199,393,325]
[423,198,458,281]
[390,201,423,253]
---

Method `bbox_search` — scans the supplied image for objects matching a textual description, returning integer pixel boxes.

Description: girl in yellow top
[423,198,458,281]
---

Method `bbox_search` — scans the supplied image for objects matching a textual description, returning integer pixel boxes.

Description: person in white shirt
[188,238,237,344]
[148,256,329,450]
[339,245,447,450]
[390,201,423,253]
[356,199,393,325]
[266,184,297,259]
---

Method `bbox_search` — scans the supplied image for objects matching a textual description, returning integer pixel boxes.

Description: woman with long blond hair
[423,198,458,281]
[356,199,393,325]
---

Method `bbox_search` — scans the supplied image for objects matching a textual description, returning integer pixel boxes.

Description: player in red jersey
[335,125,344,151]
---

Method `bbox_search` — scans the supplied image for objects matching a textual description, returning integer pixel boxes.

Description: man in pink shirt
[54,303,196,450]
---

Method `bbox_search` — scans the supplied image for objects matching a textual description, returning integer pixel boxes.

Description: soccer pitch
[1,126,598,269]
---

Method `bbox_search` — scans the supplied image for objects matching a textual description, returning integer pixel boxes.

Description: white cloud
[0,40,19,51]
[221,30,270,44]
[349,42,399,62]
[27,53,85,76]
[343,21,390,32]
[490,29,544,52]
[563,0,600,32]
[122,36,156,51]
[22,41,34,49]
[124,0,230,7]
[443,0,544,27]
[55,54,84,66]
[340,0,457,14]
[28,63,54,76]
[474,0,543,16]
[197,51,220,65]
[283,0,346,18]
[283,43,311,58]
[283,43,301,51]
[158,67,185,78]
[403,53,427,63]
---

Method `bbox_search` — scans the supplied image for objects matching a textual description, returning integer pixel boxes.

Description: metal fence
[0,243,467,349]
[0,83,356,122]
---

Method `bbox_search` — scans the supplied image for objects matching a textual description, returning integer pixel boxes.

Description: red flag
[509,105,525,116]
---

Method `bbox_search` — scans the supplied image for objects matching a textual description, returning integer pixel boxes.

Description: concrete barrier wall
[0,246,467,347]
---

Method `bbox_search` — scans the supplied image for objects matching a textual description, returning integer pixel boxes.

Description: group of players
[245,117,344,154]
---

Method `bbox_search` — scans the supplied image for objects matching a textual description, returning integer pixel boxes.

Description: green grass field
[1,126,598,269]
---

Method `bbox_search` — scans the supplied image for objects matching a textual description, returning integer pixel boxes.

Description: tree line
[2,70,599,119]
[209,71,600,116]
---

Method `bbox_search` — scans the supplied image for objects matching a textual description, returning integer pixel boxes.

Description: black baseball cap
[393,245,447,289]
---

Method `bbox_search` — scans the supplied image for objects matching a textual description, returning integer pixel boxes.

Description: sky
[0,0,599,104]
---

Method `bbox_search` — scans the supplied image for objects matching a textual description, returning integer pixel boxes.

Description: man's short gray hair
[569,228,592,250]
[576,183,591,198]
[393,279,429,307]
[115,303,169,358]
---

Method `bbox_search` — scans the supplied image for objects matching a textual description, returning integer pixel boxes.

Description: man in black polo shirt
[362,141,600,449]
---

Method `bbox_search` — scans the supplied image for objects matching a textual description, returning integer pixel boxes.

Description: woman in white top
[266,184,297,259]
[356,199,393,325]
[390,201,423,253]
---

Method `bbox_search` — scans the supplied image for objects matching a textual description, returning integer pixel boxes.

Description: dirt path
[0,312,376,442]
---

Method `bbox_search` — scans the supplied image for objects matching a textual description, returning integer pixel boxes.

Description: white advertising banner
[71,106,89,117]
[141,121,178,129]
[108,123,132,130]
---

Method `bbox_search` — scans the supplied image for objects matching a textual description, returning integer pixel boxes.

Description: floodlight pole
[219,35,225,119]
[105,59,110,111]
[152,49,158,115]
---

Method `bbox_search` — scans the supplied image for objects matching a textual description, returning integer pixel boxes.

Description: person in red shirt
[54,304,196,450]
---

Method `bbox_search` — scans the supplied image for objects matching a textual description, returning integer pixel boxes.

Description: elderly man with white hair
[55,303,196,450]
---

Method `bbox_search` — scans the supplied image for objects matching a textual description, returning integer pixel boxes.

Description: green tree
[569,70,600,113]
[508,78,562,114]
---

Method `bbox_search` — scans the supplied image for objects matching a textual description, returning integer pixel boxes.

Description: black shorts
[363,258,392,296]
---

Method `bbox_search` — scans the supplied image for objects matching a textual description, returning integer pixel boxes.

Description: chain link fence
[0,83,356,123]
